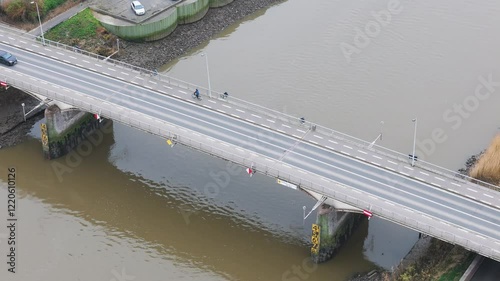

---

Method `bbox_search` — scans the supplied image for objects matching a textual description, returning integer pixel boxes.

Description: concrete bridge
[1,28,500,263]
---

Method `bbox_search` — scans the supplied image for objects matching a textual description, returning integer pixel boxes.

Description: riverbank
[114,0,287,69]
[0,88,43,148]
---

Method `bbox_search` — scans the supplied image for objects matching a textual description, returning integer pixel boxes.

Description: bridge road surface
[0,39,500,260]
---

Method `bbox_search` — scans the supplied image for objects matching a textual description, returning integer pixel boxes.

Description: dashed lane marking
[236,109,245,113]
[222,104,231,108]
[388,160,397,165]
[282,124,291,128]
[373,155,382,159]
[435,177,445,181]
[484,194,494,198]
[251,114,262,119]
[358,150,367,154]
[267,119,275,123]
[343,145,353,149]
[467,188,477,193]
[328,140,338,144]
[451,183,461,187]
[420,171,429,176]
[230,114,240,118]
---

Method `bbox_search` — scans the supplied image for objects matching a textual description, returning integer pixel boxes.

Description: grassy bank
[44,8,116,56]
[470,134,500,185]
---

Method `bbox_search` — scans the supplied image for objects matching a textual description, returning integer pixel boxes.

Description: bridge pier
[41,105,104,159]
[311,204,363,263]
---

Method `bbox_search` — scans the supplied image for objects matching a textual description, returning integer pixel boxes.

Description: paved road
[1,35,500,260]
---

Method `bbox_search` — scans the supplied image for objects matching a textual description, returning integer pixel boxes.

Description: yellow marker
[166,139,173,146]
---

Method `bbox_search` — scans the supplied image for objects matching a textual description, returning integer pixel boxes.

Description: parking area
[91,0,182,23]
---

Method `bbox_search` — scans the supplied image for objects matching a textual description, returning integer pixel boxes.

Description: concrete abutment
[41,105,105,159]
[311,204,364,263]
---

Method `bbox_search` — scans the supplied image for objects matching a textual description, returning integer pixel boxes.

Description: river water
[1,0,500,280]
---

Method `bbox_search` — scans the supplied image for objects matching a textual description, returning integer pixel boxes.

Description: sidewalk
[28,0,91,37]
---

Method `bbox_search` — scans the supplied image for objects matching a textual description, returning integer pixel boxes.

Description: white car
[131,1,145,16]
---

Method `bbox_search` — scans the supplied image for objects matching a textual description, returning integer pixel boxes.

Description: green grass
[437,253,474,281]
[44,0,67,13]
[45,8,101,41]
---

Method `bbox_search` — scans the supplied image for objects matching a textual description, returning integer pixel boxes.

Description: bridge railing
[5,27,500,192]
[3,71,500,261]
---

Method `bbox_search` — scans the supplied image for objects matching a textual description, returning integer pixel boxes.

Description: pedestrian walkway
[28,0,91,37]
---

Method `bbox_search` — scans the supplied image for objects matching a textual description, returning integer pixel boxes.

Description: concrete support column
[41,105,104,159]
[311,204,363,263]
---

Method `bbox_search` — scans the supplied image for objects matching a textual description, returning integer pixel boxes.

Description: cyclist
[194,89,200,99]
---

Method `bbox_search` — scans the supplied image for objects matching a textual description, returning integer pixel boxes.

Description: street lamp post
[201,53,211,98]
[21,103,26,122]
[31,1,45,46]
[411,118,417,166]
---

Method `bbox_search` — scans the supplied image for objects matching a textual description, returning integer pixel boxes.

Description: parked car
[131,1,145,16]
[0,50,17,66]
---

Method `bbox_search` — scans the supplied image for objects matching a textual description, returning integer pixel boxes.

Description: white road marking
[415,177,425,181]
[158,90,166,94]
[404,166,413,170]
[216,109,225,113]
[358,150,367,154]
[420,171,429,176]
[328,140,338,144]
[356,156,365,161]
[261,124,270,128]
[326,145,334,150]
[178,90,187,94]
[117,77,124,80]
[89,68,97,71]
[373,155,382,160]
[299,170,307,174]
[341,151,350,155]
[251,114,262,119]
[57,52,64,56]
[230,114,240,118]
[245,119,255,123]
[63,60,70,63]
[388,160,397,165]
[277,129,286,133]
[297,129,306,133]
[372,162,381,166]
[222,104,231,108]
[95,64,102,67]
[459,229,469,233]
[148,81,157,85]
[310,140,318,144]
[208,100,216,104]
[164,86,173,89]
[343,145,353,149]
[480,200,492,205]
[467,196,476,200]
[293,134,302,138]
[401,172,410,176]
[467,188,477,193]
[484,194,494,198]
[435,177,445,181]
[451,183,461,187]
[121,72,129,76]
[203,105,212,109]
[20,40,26,44]
[136,77,144,80]
[267,119,275,123]
[282,124,291,128]
[236,109,245,113]
[103,72,110,76]
[476,235,486,240]
[431,183,441,187]
[31,44,40,48]
[69,56,77,59]
[82,60,90,63]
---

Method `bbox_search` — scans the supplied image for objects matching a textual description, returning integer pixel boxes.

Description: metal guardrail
[2,26,500,193]
[2,72,500,262]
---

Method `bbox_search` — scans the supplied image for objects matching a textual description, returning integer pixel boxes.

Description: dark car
[0,51,17,66]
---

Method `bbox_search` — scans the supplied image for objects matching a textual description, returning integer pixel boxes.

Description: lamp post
[201,53,211,98]
[411,118,417,166]
[31,1,45,46]
[21,103,26,122]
